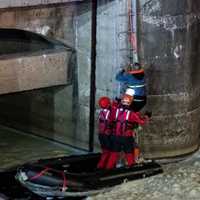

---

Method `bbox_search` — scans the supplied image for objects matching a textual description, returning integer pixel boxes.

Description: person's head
[121,88,135,106]
[127,63,134,71]
[98,96,111,109]
[126,63,144,76]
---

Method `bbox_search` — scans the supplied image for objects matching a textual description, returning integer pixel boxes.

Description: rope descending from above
[128,0,138,65]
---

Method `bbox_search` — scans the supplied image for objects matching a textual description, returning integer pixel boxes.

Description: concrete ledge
[0,0,83,9]
[0,50,71,94]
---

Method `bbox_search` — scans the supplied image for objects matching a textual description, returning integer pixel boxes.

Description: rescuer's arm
[115,69,132,82]
[130,111,150,125]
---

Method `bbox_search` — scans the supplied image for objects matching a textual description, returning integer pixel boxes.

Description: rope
[29,166,67,191]
[30,167,50,180]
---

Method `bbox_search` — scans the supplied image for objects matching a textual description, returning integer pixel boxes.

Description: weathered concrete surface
[92,0,200,158]
[96,0,129,99]
[94,0,130,147]
[138,0,200,158]
[0,0,84,8]
[0,50,70,95]
[0,125,72,171]
[74,0,92,146]
[0,2,92,150]
[0,0,199,159]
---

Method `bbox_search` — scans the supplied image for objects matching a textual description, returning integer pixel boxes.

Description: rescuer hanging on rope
[116,63,146,112]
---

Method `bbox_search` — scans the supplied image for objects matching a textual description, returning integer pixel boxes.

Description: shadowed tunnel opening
[0,28,56,55]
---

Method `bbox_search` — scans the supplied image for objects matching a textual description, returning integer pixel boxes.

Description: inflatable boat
[16,153,163,198]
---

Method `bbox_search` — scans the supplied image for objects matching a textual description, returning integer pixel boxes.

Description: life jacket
[127,74,145,97]
[115,108,134,136]
[98,109,111,134]
[116,71,146,97]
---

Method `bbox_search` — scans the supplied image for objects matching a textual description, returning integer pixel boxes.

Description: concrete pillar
[138,0,200,158]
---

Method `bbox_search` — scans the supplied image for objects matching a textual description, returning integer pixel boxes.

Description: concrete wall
[0,0,127,151]
[0,0,199,158]
[94,0,129,146]
[138,0,200,158]
[95,0,200,159]
[0,0,83,8]
[0,1,92,149]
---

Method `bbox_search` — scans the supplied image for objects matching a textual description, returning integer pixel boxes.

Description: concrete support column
[138,0,200,158]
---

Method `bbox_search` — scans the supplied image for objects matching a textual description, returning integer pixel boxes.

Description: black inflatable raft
[16,153,163,198]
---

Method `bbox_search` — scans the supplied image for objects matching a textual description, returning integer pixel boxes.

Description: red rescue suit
[106,108,148,169]
[97,108,113,169]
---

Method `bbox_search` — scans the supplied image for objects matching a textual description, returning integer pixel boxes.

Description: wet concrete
[0,126,73,171]
[89,150,200,200]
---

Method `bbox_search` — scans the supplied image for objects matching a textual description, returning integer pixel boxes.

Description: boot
[106,152,119,169]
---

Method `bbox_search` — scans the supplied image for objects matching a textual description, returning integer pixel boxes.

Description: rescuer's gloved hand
[144,111,152,118]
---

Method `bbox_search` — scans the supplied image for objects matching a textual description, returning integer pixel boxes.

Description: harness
[98,109,111,133]
[115,108,133,136]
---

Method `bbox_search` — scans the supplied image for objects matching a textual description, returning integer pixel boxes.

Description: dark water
[0,28,71,57]
[0,171,84,200]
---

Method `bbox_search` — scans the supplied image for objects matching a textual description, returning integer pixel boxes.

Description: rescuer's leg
[97,149,110,169]
[106,152,119,169]
[125,153,135,167]
[124,137,135,167]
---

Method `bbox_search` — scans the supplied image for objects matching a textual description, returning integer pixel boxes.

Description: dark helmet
[127,63,144,75]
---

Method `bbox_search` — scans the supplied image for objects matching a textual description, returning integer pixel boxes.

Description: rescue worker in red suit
[97,96,113,169]
[106,89,149,169]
